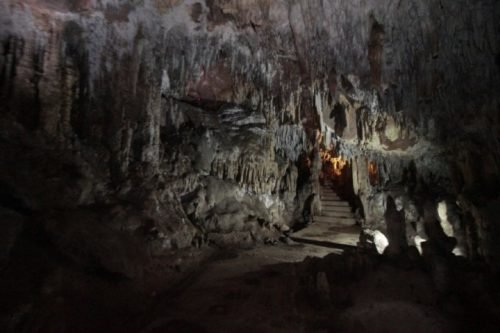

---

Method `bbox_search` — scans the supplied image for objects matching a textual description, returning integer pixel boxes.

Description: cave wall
[1,0,499,272]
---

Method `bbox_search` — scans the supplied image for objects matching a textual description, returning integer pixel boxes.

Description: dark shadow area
[330,102,347,137]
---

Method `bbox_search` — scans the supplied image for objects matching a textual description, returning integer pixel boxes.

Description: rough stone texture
[0,207,24,268]
[0,0,499,271]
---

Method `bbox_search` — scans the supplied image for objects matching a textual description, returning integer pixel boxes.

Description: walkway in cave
[141,243,345,332]
[291,181,360,250]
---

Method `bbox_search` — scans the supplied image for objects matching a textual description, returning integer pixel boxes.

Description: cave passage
[1,1,500,332]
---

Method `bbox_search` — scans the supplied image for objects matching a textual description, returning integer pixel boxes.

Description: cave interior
[1,1,500,332]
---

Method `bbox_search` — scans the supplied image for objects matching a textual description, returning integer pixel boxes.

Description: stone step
[321,210,354,218]
[321,201,345,205]
[321,192,340,196]
[320,191,335,195]
[321,201,350,207]
[295,222,359,232]
[312,216,357,226]
[321,206,351,213]
[319,194,341,200]
[320,193,339,198]
[320,189,337,194]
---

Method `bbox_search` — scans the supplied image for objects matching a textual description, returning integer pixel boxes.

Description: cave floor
[139,243,500,333]
[140,242,343,333]
[1,233,342,332]
[3,237,500,333]
[291,224,360,249]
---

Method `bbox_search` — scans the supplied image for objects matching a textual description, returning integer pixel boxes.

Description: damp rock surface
[1,0,499,259]
[0,0,499,331]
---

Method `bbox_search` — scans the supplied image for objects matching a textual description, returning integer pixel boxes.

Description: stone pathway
[291,182,360,249]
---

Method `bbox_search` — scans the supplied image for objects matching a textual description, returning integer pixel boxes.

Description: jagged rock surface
[0,0,499,272]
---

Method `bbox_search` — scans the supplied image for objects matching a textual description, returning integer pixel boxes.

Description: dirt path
[141,243,341,333]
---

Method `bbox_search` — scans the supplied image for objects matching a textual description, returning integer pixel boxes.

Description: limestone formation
[0,1,499,330]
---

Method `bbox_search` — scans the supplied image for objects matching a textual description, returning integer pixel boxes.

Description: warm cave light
[320,148,347,176]
[368,161,378,186]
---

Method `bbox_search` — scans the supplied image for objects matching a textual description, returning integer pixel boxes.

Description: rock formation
[0,2,499,328]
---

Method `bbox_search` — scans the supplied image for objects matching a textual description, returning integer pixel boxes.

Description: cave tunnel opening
[319,147,355,202]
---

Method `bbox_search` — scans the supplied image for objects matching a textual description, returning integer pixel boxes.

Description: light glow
[320,148,347,176]
[368,161,378,185]
[437,201,454,237]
